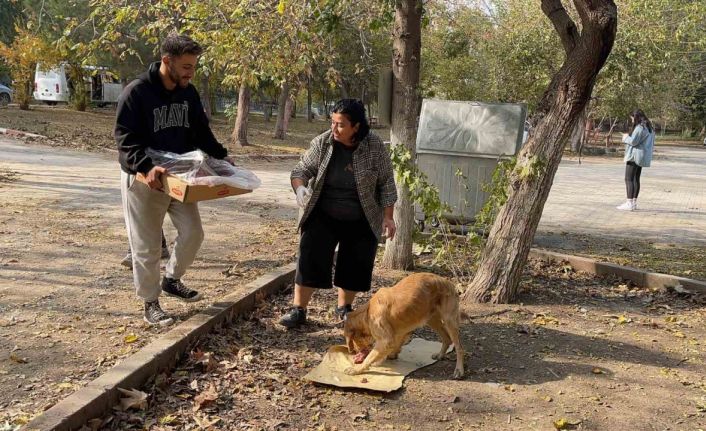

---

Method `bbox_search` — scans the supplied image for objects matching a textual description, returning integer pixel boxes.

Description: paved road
[540,146,706,245]
[2,136,705,247]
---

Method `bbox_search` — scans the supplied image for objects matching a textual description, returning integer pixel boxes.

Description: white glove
[295,185,311,208]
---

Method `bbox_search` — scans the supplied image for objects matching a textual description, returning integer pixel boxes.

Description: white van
[33,64,123,106]
[33,64,70,105]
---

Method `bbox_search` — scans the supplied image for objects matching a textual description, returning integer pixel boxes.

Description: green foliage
[391,141,515,281]
[390,144,448,221]
[514,154,546,181]
[475,157,516,232]
[0,23,56,110]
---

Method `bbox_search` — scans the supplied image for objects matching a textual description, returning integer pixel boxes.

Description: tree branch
[541,0,579,54]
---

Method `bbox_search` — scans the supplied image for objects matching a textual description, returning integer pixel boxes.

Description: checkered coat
[291,130,397,241]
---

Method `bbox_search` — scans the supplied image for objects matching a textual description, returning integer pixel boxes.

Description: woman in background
[616,109,655,211]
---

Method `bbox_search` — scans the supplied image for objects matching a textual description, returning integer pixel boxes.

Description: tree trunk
[570,105,588,152]
[606,117,618,147]
[381,0,422,271]
[200,74,212,121]
[19,77,31,110]
[274,81,290,139]
[340,80,349,98]
[463,0,617,305]
[282,90,296,135]
[307,77,312,122]
[232,84,250,147]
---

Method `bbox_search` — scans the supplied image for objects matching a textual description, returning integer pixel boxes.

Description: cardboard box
[136,173,251,203]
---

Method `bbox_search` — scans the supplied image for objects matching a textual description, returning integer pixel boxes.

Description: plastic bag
[146,149,261,190]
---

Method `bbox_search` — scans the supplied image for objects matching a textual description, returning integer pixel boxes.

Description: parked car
[33,63,123,106]
[0,84,12,106]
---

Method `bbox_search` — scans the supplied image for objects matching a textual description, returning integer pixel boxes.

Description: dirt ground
[0,135,300,426]
[88,258,706,431]
[0,105,389,156]
[534,232,706,282]
[1,105,705,429]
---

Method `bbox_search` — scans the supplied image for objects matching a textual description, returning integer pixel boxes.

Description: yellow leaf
[673,331,686,339]
[532,315,559,326]
[617,315,629,324]
[12,415,30,425]
[57,382,74,389]
[664,316,678,323]
[116,325,126,334]
[553,418,568,429]
[124,334,139,343]
[277,0,286,14]
[591,367,604,374]
[159,415,178,425]
[543,395,553,402]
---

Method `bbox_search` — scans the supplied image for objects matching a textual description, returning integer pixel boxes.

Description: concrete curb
[24,262,296,431]
[529,248,706,294]
[0,127,46,139]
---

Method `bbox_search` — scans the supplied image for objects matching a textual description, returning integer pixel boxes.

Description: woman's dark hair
[161,33,203,57]
[630,109,653,134]
[331,98,370,142]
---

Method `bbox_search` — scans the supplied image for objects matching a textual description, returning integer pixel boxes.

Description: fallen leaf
[193,415,221,429]
[553,418,569,429]
[591,368,604,374]
[532,315,559,326]
[123,334,139,344]
[159,415,178,425]
[9,353,28,364]
[193,384,219,411]
[117,388,148,411]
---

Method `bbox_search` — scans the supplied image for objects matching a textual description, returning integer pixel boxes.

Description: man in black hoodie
[116,33,233,326]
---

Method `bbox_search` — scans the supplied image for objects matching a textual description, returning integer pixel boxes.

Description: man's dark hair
[160,33,203,57]
[331,98,370,142]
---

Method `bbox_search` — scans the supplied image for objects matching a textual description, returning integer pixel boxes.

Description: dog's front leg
[344,345,389,376]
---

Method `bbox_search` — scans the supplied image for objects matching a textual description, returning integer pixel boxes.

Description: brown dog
[343,272,464,379]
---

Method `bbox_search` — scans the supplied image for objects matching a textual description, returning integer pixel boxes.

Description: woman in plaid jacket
[280,99,398,328]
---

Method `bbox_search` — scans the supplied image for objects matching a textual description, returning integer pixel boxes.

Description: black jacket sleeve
[115,85,154,175]
[191,92,228,159]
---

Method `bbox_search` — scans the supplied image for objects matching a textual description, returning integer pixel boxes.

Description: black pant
[624,161,642,199]
[295,209,378,292]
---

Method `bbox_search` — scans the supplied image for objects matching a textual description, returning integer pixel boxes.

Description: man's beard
[167,64,187,88]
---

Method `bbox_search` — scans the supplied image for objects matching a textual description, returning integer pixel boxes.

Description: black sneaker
[144,300,174,326]
[335,304,353,321]
[120,252,133,269]
[161,277,203,302]
[279,307,307,328]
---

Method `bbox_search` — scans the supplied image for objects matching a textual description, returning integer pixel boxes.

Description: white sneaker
[616,201,634,211]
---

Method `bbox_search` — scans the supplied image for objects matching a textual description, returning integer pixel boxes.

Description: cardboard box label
[135,173,251,203]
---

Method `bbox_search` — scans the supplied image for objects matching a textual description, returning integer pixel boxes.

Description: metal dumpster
[414,99,526,226]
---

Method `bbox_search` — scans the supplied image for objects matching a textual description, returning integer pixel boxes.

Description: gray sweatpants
[121,171,204,302]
